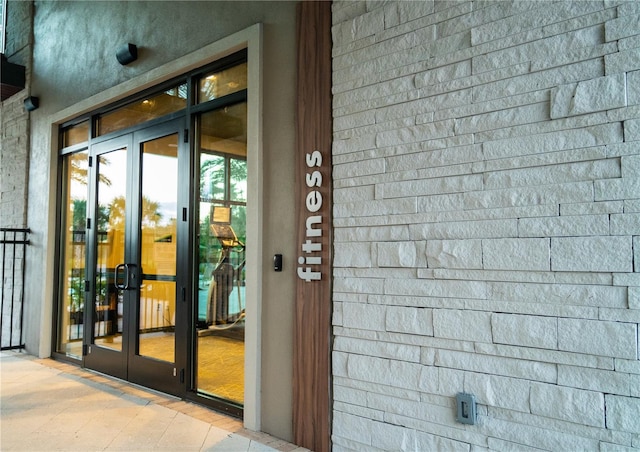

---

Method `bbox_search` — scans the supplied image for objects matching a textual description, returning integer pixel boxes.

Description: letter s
[306,150,322,168]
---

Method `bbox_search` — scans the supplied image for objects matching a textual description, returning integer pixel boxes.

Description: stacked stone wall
[0,0,32,228]
[332,1,640,449]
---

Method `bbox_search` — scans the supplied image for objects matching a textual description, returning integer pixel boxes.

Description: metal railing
[1,228,30,350]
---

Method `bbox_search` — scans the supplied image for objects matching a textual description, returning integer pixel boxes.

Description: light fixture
[116,43,138,65]
[24,96,39,111]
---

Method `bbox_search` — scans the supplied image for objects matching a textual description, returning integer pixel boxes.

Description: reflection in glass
[198,63,247,103]
[62,120,89,147]
[94,149,128,351]
[97,84,187,136]
[197,100,247,405]
[57,150,89,358]
[137,134,178,363]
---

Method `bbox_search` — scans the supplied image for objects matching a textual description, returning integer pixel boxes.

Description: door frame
[50,24,264,430]
[84,119,188,398]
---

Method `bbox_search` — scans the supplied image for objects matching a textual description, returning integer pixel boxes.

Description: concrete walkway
[0,351,306,452]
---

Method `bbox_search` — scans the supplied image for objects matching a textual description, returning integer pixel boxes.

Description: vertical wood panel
[293,2,332,451]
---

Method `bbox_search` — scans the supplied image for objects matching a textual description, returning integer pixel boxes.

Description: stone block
[624,117,640,141]
[595,175,640,201]
[635,236,640,273]
[463,182,593,211]
[389,360,425,391]
[551,236,633,272]
[551,74,627,119]
[333,351,349,378]
[519,214,609,237]
[370,421,415,452]
[376,241,418,268]
[409,218,518,240]
[426,239,482,269]
[333,197,416,218]
[333,158,384,179]
[347,353,390,386]
[386,306,434,336]
[605,395,640,433]
[558,365,631,396]
[333,411,372,446]
[334,242,373,268]
[433,309,492,343]
[381,174,482,199]
[558,318,638,359]
[485,160,620,190]
[387,277,488,300]
[605,13,640,42]
[611,213,640,235]
[482,238,550,271]
[606,47,640,75]
[561,201,624,216]
[629,71,640,106]
[489,279,628,307]
[334,276,384,295]
[334,336,420,362]
[435,349,557,382]
[483,123,623,160]
[342,302,386,331]
[434,367,462,397]
[491,313,557,349]
[530,383,604,427]
[464,372,531,412]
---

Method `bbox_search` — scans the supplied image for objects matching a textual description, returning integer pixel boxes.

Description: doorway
[55,51,252,417]
[83,120,188,396]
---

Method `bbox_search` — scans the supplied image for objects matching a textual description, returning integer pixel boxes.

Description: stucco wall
[332,0,640,449]
[24,0,297,442]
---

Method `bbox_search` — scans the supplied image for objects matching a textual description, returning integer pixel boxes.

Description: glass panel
[199,102,247,157]
[200,154,226,201]
[94,148,128,351]
[62,120,89,147]
[196,102,247,405]
[230,158,247,203]
[57,150,89,358]
[97,84,187,136]
[198,62,247,103]
[137,134,179,363]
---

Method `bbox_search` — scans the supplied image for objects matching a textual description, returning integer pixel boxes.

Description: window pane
[97,84,187,136]
[196,99,247,405]
[198,62,247,103]
[200,154,226,201]
[230,158,247,202]
[57,150,89,358]
[62,120,89,147]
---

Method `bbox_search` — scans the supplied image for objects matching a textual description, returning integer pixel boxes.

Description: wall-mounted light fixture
[24,96,39,111]
[116,43,138,65]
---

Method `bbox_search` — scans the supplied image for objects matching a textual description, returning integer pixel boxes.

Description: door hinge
[84,280,90,292]
[86,218,91,229]
[182,207,187,222]
[83,344,90,355]
[173,368,177,377]
[184,129,188,143]
[180,369,185,383]
[182,287,186,302]
[88,156,93,167]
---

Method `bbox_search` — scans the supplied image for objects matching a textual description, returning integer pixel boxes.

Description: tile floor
[0,351,307,452]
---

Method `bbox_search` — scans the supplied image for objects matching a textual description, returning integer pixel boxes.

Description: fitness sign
[297,150,325,282]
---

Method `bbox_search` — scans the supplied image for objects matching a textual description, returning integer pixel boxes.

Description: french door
[83,119,188,396]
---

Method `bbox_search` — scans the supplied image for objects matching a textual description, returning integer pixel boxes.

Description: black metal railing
[1,228,30,350]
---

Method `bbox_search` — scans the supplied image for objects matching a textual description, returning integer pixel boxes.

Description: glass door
[84,120,187,396]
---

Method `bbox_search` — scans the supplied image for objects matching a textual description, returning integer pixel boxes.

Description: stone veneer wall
[0,1,32,229]
[331,1,640,450]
